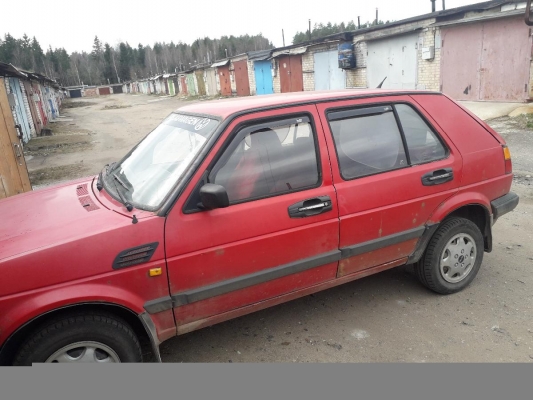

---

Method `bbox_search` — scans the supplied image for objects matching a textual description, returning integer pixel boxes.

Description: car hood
[0,177,125,261]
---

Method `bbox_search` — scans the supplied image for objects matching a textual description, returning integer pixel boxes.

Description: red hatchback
[0,90,518,364]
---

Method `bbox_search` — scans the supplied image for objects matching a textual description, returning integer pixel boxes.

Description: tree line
[292,19,390,44]
[1,19,393,87]
[0,33,273,87]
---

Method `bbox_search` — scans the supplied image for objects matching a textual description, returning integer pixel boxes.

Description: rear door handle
[421,168,454,186]
[288,196,332,218]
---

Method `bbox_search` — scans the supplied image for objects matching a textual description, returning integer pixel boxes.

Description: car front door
[164,105,340,334]
[316,96,462,277]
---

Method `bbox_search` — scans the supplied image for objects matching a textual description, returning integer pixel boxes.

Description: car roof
[176,89,440,119]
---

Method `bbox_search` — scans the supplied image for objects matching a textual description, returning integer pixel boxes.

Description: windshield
[103,113,219,210]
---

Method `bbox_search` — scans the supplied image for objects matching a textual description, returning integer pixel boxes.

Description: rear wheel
[415,217,484,294]
[13,312,142,365]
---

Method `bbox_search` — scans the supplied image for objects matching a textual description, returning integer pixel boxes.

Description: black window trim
[392,102,450,166]
[182,111,323,214]
[325,100,450,182]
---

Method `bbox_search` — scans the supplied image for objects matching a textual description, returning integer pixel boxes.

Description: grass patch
[511,114,533,130]
[62,101,94,109]
[29,164,91,187]
[102,104,132,110]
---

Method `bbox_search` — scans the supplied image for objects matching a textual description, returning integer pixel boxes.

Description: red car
[0,90,518,364]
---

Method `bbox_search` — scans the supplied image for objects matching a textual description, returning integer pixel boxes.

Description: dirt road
[24,94,533,362]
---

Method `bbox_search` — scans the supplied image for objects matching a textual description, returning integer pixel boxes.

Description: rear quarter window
[410,94,501,154]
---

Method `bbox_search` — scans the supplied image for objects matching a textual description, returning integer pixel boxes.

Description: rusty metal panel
[180,76,188,95]
[98,87,111,95]
[195,70,206,96]
[479,17,531,101]
[440,24,483,100]
[217,65,232,96]
[233,60,250,96]
[289,55,304,92]
[279,56,291,93]
[279,55,304,93]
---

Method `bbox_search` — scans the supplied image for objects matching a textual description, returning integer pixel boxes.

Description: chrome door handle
[288,196,333,218]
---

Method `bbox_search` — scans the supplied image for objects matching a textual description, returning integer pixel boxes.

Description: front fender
[0,282,146,346]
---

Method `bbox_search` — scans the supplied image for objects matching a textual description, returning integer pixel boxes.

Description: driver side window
[209,117,320,203]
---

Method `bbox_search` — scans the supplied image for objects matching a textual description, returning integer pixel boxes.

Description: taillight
[503,145,512,174]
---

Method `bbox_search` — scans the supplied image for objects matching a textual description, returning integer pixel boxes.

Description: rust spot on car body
[337,238,418,277]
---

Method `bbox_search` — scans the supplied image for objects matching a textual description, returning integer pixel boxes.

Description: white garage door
[367,32,418,90]
[314,50,345,90]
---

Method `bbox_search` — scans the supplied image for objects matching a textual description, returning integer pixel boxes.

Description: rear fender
[428,191,492,252]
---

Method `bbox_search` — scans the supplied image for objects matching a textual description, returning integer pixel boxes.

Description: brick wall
[417,27,441,91]
[273,59,281,93]
[344,35,367,88]
[302,51,314,91]
[84,88,98,97]
[247,60,256,95]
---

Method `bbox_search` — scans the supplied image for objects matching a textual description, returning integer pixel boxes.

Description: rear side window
[395,104,446,165]
[328,106,408,179]
[328,103,448,180]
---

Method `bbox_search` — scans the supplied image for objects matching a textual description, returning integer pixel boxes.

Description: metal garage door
[69,89,82,98]
[440,16,531,101]
[254,60,274,95]
[314,50,345,90]
[367,32,418,89]
[234,60,251,96]
[279,55,304,93]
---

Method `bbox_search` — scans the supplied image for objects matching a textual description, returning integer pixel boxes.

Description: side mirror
[199,184,229,210]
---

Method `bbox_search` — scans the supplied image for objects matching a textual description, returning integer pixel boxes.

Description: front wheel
[13,312,142,365]
[415,217,484,294]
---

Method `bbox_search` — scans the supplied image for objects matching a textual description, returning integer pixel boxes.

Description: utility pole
[431,0,436,12]
[111,51,120,83]
[358,16,361,29]
[308,19,312,40]
[225,48,228,58]
[442,0,446,10]
[375,8,379,25]
[73,59,81,86]
[282,29,285,47]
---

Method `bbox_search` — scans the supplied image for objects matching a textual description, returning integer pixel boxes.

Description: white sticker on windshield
[194,118,211,131]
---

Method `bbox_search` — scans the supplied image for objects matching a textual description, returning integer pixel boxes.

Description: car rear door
[315,95,462,277]
[164,105,340,333]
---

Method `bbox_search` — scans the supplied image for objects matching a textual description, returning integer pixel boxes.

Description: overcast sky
[3,0,482,53]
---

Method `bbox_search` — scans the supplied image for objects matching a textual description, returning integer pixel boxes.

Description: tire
[415,217,484,294]
[13,311,142,365]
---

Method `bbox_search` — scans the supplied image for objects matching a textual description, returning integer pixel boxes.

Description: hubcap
[45,341,120,363]
[439,233,477,283]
